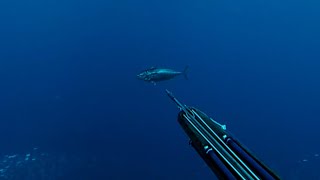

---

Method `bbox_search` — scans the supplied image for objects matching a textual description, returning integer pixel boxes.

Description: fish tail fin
[182,65,189,80]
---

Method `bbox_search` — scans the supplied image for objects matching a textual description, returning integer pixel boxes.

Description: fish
[137,66,189,85]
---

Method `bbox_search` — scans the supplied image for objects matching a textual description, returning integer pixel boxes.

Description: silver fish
[137,66,189,85]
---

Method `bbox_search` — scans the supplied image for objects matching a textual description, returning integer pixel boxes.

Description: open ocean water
[0,0,320,179]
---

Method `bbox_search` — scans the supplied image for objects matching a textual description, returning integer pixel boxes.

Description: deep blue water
[0,0,320,179]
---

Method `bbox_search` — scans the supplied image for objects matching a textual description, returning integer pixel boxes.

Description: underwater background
[0,0,319,179]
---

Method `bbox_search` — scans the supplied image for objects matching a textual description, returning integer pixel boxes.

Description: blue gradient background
[0,0,319,179]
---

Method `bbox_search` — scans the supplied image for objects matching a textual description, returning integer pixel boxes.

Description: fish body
[137,66,188,85]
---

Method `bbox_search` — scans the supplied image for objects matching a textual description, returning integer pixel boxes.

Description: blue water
[0,0,320,179]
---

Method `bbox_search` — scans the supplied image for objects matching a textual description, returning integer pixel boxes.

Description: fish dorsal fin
[148,66,157,70]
